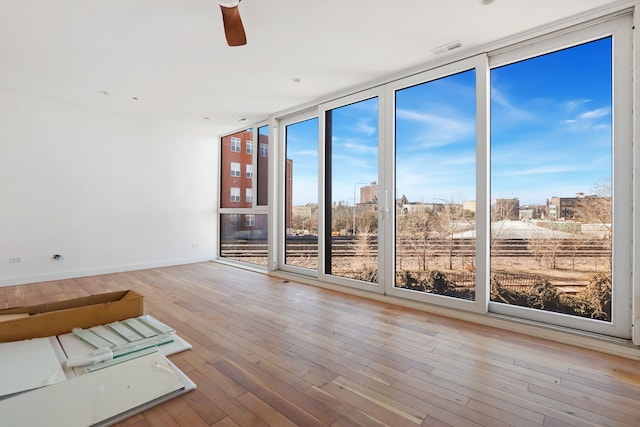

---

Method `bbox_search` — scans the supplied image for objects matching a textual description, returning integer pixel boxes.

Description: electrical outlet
[8,257,22,264]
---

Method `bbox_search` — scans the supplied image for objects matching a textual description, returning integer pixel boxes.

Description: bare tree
[353,219,377,282]
[398,207,442,271]
[331,202,352,233]
[435,202,465,270]
[291,205,319,236]
[575,181,612,230]
[575,180,612,270]
[492,198,520,221]
[490,198,520,249]
[355,208,378,234]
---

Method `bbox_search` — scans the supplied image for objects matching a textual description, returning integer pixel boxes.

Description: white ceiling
[0,0,629,137]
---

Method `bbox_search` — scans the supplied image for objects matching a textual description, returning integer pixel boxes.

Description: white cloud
[289,149,317,157]
[333,152,376,169]
[490,87,535,121]
[565,98,591,112]
[396,109,470,131]
[396,108,474,148]
[498,164,587,176]
[354,119,376,137]
[342,139,377,154]
[578,107,610,120]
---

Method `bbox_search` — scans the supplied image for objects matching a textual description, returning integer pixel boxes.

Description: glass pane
[490,38,612,321]
[220,214,268,266]
[257,125,269,206]
[325,98,379,283]
[285,118,319,270]
[220,129,253,209]
[394,70,476,300]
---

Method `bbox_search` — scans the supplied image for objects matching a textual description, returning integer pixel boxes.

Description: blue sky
[491,37,612,205]
[329,98,379,206]
[285,117,319,206]
[395,70,476,205]
[287,37,612,207]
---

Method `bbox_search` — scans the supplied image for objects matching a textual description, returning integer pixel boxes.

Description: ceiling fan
[217,0,246,46]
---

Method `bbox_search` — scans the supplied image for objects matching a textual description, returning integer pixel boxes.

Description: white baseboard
[0,257,213,288]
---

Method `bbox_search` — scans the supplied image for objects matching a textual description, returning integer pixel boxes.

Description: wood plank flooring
[2,262,640,426]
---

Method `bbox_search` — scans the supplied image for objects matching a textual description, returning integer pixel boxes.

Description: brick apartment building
[220,129,292,237]
[220,129,270,238]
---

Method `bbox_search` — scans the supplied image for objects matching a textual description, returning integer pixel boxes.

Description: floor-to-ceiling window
[219,125,269,267]
[282,114,319,272]
[383,55,489,312]
[229,13,633,339]
[393,67,478,301]
[257,125,269,206]
[488,17,631,337]
[491,38,613,317]
[321,93,381,286]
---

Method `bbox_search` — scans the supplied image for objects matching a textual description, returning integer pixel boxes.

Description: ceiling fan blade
[219,4,246,46]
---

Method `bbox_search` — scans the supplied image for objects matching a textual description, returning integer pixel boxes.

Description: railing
[220,235,611,258]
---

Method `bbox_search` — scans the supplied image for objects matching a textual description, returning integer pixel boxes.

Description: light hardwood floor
[2,262,640,426]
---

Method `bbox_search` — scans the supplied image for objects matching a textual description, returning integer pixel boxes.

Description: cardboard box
[0,290,143,342]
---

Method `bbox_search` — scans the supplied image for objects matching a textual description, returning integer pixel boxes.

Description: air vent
[432,41,462,55]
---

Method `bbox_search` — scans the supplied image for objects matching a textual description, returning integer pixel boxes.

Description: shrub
[527,280,562,311]
[396,270,426,291]
[491,273,612,321]
[428,270,452,294]
[352,266,378,283]
[572,273,611,320]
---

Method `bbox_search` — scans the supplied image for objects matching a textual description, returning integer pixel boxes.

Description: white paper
[0,352,186,426]
[0,337,67,397]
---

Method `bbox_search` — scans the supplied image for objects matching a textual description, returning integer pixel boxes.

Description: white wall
[0,90,217,286]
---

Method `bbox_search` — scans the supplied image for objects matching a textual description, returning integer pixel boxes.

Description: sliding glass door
[488,17,631,337]
[320,90,382,288]
[281,112,319,274]
[385,56,488,311]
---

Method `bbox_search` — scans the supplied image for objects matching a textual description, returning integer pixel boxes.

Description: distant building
[548,193,586,220]
[257,131,269,206]
[360,181,379,204]
[463,201,476,213]
[219,129,287,237]
[519,205,546,220]
[548,192,609,221]
[220,129,254,210]
[292,204,317,218]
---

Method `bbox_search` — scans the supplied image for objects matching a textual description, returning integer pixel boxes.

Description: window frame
[276,109,320,277]
[383,54,489,313]
[218,124,270,270]
[230,162,241,177]
[221,10,635,341]
[486,15,632,338]
[260,143,268,157]
[230,187,240,203]
[317,87,386,293]
[230,137,241,152]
